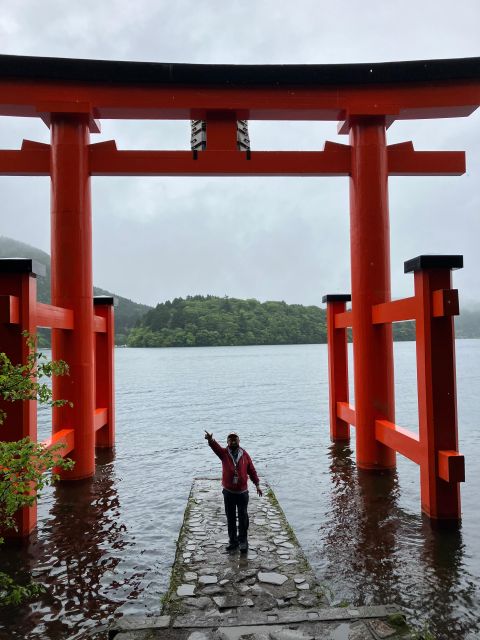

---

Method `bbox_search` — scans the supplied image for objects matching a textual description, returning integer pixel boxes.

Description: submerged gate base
[324,254,465,524]
[0,258,115,538]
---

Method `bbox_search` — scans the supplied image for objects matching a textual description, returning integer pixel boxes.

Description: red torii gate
[0,54,478,536]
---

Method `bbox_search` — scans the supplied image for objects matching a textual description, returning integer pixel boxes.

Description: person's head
[227,432,240,451]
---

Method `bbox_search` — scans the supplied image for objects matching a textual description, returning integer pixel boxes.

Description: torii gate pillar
[50,114,96,480]
[348,116,396,471]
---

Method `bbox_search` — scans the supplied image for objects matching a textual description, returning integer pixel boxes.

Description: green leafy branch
[0,331,72,426]
[0,571,45,606]
[0,332,74,605]
[0,437,74,539]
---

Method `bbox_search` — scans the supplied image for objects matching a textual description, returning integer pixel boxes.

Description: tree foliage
[0,333,71,425]
[0,333,74,605]
[127,295,416,347]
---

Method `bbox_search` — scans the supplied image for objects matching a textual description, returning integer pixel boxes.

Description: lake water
[0,341,479,640]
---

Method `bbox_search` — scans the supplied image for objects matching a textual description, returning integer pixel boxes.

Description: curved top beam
[0,55,478,123]
[0,54,479,87]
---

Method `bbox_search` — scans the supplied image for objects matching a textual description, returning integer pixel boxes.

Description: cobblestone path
[109,478,413,640]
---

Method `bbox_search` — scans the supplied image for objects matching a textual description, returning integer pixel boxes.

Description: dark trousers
[222,489,249,544]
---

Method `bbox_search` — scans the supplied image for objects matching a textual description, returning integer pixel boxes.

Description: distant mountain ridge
[0,236,151,345]
[1,237,478,347]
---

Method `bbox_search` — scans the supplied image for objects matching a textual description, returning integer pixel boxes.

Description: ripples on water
[0,341,479,639]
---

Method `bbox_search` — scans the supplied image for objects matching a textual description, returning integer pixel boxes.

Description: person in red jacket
[204,430,262,553]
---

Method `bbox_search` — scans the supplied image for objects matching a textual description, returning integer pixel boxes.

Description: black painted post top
[0,258,46,277]
[322,294,352,303]
[93,296,116,306]
[404,255,463,273]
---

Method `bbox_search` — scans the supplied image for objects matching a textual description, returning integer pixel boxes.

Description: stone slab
[173,604,405,628]
[258,572,288,586]
[111,618,402,639]
[178,584,196,597]
[213,596,254,609]
[108,615,170,637]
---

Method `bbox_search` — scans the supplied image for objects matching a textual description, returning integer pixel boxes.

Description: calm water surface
[0,341,479,640]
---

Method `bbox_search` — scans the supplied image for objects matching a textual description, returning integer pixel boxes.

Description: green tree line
[127,295,416,347]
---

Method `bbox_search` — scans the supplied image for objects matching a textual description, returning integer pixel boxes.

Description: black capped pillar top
[94,295,116,306]
[404,255,463,274]
[322,294,351,303]
[0,258,46,278]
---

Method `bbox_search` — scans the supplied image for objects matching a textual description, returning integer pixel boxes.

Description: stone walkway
[109,478,413,640]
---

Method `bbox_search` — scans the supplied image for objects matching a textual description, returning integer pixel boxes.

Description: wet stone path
[109,478,413,640]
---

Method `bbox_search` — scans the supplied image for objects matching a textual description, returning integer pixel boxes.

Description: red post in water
[407,255,464,522]
[50,114,95,480]
[323,294,351,441]
[94,297,115,448]
[348,116,396,471]
[0,259,43,536]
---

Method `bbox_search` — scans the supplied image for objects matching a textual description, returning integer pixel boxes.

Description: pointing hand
[204,430,213,442]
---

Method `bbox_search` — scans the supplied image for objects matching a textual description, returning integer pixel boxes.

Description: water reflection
[0,450,130,640]
[416,518,478,639]
[1,344,479,639]
[323,443,403,605]
[322,443,479,639]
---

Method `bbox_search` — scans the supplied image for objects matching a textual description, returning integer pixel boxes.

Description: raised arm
[204,430,224,459]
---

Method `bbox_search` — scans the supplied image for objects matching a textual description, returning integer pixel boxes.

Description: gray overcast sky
[0,0,479,307]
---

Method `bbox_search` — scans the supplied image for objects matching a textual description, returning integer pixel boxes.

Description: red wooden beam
[36,101,101,133]
[387,141,465,176]
[0,138,467,178]
[89,140,352,176]
[372,296,417,324]
[438,450,465,483]
[0,76,478,122]
[337,401,356,426]
[0,140,50,176]
[94,407,108,431]
[42,428,75,457]
[375,419,421,464]
[36,302,74,329]
[334,309,352,328]
[1,297,75,329]
[432,289,460,317]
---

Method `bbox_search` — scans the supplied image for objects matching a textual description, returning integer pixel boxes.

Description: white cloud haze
[0,0,478,307]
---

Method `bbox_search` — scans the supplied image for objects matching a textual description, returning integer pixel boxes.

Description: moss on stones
[160,487,196,618]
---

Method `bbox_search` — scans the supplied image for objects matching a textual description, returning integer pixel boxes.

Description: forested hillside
[128,295,416,347]
[0,236,151,345]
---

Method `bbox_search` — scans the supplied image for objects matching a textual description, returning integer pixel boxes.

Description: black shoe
[226,542,239,551]
[239,542,248,553]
